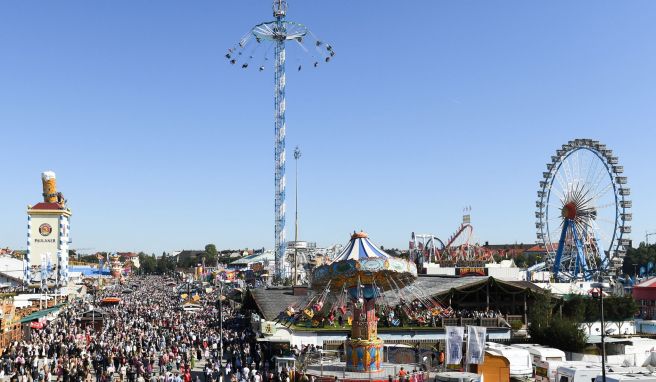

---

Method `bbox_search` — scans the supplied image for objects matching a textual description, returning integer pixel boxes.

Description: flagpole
[465,326,469,373]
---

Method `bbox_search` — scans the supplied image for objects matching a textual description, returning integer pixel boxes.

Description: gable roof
[247,287,307,321]
[29,202,64,210]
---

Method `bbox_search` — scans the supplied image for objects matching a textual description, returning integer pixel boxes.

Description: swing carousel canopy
[311,231,417,291]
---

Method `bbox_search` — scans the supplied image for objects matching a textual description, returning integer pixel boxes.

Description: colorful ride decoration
[311,231,417,372]
[109,254,123,278]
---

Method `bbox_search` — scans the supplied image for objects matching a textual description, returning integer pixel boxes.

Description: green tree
[528,291,553,340]
[604,296,639,321]
[562,295,586,323]
[78,254,100,263]
[622,243,656,276]
[205,244,218,257]
[563,295,638,322]
[205,244,219,266]
[139,252,157,274]
[529,291,587,352]
[542,318,587,352]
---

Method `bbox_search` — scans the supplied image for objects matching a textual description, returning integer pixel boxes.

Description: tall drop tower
[227,1,334,281]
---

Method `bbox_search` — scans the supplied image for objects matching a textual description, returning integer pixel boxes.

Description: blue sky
[1,1,655,255]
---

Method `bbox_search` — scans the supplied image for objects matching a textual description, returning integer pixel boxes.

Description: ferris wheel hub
[561,202,578,220]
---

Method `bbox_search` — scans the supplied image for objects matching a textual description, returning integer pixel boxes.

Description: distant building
[229,251,275,271]
[482,243,536,259]
[633,277,656,319]
[0,255,28,288]
[173,250,206,265]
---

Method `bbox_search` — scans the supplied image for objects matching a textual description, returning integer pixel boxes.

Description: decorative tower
[109,254,122,279]
[26,171,71,286]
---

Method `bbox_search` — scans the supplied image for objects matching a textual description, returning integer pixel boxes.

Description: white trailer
[596,374,656,382]
[485,342,533,378]
[556,362,603,382]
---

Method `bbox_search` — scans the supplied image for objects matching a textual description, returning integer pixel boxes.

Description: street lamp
[591,281,610,382]
[216,277,224,364]
[293,146,301,286]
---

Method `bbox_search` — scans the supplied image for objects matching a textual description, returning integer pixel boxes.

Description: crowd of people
[0,276,292,382]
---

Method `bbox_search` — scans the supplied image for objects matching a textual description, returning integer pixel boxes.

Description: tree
[622,243,656,276]
[562,295,586,323]
[542,318,587,352]
[139,252,157,274]
[204,244,219,266]
[205,244,218,257]
[563,295,638,322]
[528,291,553,339]
[529,291,587,352]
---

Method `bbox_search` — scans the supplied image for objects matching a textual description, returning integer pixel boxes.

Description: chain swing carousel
[288,231,423,372]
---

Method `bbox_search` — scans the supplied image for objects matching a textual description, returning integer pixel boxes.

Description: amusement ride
[281,231,464,372]
[228,0,334,281]
[535,139,631,282]
[409,213,494,271]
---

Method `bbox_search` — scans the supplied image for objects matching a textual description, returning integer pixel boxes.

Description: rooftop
[635,277,656,289]
[246,287,303,320]
[245,276,547,321]
[29,202,65,210]
[230,251,275,266]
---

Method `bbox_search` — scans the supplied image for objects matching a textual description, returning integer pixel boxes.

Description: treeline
[529,292,638,352]
[562,294,638,323]
[622,243,656,276]
[138,253,176,274]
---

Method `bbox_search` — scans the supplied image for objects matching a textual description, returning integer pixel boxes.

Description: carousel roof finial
[351,231,368,239]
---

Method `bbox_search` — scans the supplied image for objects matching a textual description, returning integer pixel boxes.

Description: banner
[466,326,487,365]
[456,267,488,277]
[445,326,465,365]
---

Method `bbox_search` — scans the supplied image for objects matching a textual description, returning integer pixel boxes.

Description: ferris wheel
[536,139,631,282]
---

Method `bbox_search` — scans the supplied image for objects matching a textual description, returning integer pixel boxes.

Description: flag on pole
[41,253,47,281]
[46,253,53,276]
[466,326,487,365]
[23,256,29,283]
[445,326,465,365]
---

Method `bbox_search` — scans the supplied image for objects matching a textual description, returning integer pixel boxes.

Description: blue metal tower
[228,1,334,281]
[273,1,287,282]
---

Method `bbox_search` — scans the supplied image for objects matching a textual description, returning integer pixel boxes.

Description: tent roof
[334,232,390,261]
[246,287,305,321]
[19,304,65,323]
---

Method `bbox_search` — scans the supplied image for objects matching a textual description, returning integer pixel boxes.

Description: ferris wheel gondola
[536,139,631,282]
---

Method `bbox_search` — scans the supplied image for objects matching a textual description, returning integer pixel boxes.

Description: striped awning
[334,232,390,261]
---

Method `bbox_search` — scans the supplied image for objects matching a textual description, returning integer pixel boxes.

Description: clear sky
[1,1,655,255]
